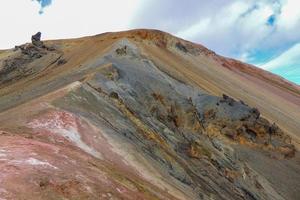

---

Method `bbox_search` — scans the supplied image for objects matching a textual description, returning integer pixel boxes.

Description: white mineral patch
[56,127,102,159]
[28,112,102,160]
[25,158,57,169]
[11,158,57,169]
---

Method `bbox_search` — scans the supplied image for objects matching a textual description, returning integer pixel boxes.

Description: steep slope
[0,29,299,200]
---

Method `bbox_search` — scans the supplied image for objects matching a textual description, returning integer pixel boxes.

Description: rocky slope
[0,29,299,200]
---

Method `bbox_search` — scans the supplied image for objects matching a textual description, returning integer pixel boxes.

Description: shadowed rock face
[0,30,299,200]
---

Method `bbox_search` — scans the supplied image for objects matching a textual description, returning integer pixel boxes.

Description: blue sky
[1,0,299,85]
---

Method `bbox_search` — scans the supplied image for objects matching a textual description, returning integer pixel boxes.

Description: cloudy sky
[0,0,299,84]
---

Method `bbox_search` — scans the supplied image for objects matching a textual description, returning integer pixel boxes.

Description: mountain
[0,29,299,200]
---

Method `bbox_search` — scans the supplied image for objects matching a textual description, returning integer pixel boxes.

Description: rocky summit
[0,29,300,200]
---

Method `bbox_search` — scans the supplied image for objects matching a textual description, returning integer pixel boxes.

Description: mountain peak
[0,29,300,200]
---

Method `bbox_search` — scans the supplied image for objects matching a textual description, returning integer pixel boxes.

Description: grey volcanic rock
[51,41,295,199]
[31,32,43,47]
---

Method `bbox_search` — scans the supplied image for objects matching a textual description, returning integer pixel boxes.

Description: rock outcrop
[0,33,61,85]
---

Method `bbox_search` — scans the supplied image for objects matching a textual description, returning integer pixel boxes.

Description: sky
[0,0,299,84]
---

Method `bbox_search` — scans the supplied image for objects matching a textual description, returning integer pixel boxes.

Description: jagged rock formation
[0,30,299,200]
[31,32,43,47]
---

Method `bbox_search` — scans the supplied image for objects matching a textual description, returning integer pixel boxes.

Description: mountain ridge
[0,29,299,200]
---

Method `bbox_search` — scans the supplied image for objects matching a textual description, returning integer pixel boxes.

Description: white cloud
[278,0,300,30]
[176,18,211,39]
[0,0,139,49]
[260,42,300,70]
[193,1,299,67]
[175,1,276,58]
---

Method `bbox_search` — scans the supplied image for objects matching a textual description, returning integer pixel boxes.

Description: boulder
[31,32,43,47]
